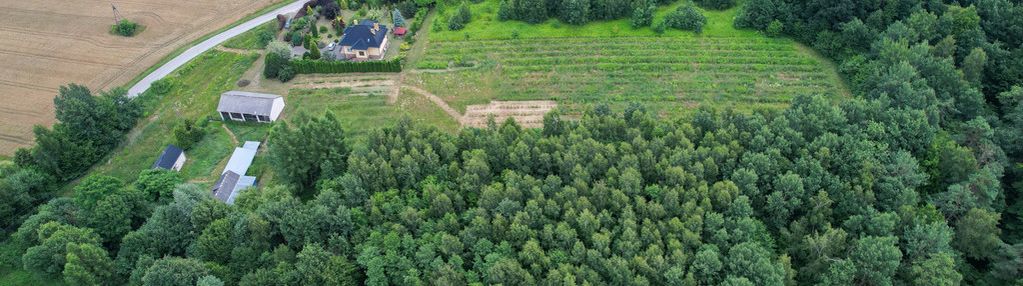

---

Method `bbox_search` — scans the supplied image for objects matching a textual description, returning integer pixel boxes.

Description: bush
[653,21,666,34]
[734,0,784,30]
[448,4,471,30]
[290,33,304,46]
[766,20,783,37]
[396,2,418,19]
[267,41,292,58]
[112,19,139,37]
[694,0,735,10]
[631,5,654,28]
[173,120,207,150]
[664,5,706,33]
[264,52,290,79]
[277,66,296,82]
[256,30,275,48]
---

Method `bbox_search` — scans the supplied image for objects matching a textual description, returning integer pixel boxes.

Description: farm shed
[211,171,255,204]
[151,144,186,171]
[339,20,389,60]
[217,91,285,123]
[212,141,260,204]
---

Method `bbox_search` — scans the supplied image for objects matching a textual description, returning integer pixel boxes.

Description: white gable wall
[269,97,286,121]
[173,153,187,171]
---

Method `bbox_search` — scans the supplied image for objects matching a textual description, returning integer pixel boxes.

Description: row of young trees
[496,0,729,26]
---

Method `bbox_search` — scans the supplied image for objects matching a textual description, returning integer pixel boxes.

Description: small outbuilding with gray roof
[211,141,261,205]
[217,91,285,123]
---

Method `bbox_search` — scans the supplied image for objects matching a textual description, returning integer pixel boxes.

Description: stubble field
[0,0,282,155]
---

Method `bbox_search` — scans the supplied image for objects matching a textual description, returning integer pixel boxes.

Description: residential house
[151,144,186,171]
[217,91,285,123]
[339,20,389,60]
[211,141,260,204]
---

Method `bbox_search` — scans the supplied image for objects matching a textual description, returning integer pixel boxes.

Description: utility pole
[112,4,123,25]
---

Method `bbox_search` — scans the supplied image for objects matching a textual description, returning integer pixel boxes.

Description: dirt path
[404,85,463,121]
[290,79,398,90]
[221,124,240,146]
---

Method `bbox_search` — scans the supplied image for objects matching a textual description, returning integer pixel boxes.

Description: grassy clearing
[285,88,459,134]
[223,21,277,50]
[92,51,260,184]
[414,0,845,114]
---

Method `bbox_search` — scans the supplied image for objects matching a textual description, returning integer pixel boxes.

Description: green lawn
[285,88,459,134]
[415,0,846,114]
[91,50,260,184]
[223,21,277,50]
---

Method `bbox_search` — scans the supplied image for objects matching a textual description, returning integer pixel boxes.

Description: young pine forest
[2,0,1023,285]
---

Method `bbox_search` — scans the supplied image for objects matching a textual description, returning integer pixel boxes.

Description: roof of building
[217,91,282,116]
[211,171,256,204]
[152,144,184,169]
[228,176,257,204]
[211,170,240,202]
[223,141,260,176]
[340,20,388,50]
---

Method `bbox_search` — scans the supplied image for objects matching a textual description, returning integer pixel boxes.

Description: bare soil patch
[461,100,557,128]
[0,0,282,154]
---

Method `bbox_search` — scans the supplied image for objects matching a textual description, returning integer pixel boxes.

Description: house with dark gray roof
[339,20,389,60]
[211,141,260,204]
[217,91,285,123]
[152,144,186,171]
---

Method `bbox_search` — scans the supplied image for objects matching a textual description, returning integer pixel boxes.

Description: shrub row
[290,57,403,74]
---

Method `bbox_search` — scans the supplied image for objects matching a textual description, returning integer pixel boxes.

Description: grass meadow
[89,51,262,185]
[414,0,847,114]
[285,87,460,134]
[222,21,277,50]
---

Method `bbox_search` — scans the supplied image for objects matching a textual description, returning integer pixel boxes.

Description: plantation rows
[417,37,840,111]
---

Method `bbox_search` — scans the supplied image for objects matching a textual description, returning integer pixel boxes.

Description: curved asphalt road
[128,0,306,97]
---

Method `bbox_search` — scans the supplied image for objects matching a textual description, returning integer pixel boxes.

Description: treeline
[732,0,1023,283]
[290,57,404,74]
[1,84,145,235]
[9,94,1021,284]
[497,0,731,25]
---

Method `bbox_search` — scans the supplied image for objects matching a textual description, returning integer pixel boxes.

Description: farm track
[404,85,464,121]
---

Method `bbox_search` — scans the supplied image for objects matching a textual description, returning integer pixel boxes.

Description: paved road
[127,0,306,97]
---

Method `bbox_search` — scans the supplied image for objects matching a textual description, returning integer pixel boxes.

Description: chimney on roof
[373,23,379,31]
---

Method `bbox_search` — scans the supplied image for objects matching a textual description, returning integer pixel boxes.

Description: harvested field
[0,0,283,154]
[462,101,557,128]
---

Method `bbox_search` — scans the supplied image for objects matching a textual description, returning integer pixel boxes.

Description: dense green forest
[2,0,1023,285]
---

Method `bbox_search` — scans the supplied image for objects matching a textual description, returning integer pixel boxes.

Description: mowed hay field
[411,0,847,114]
[0,0,283,155]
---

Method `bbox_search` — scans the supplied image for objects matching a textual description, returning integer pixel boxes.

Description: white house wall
[269,97,285,121]
[173,153,187,171]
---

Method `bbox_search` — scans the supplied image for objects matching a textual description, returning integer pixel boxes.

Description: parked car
[326,42,336,51]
